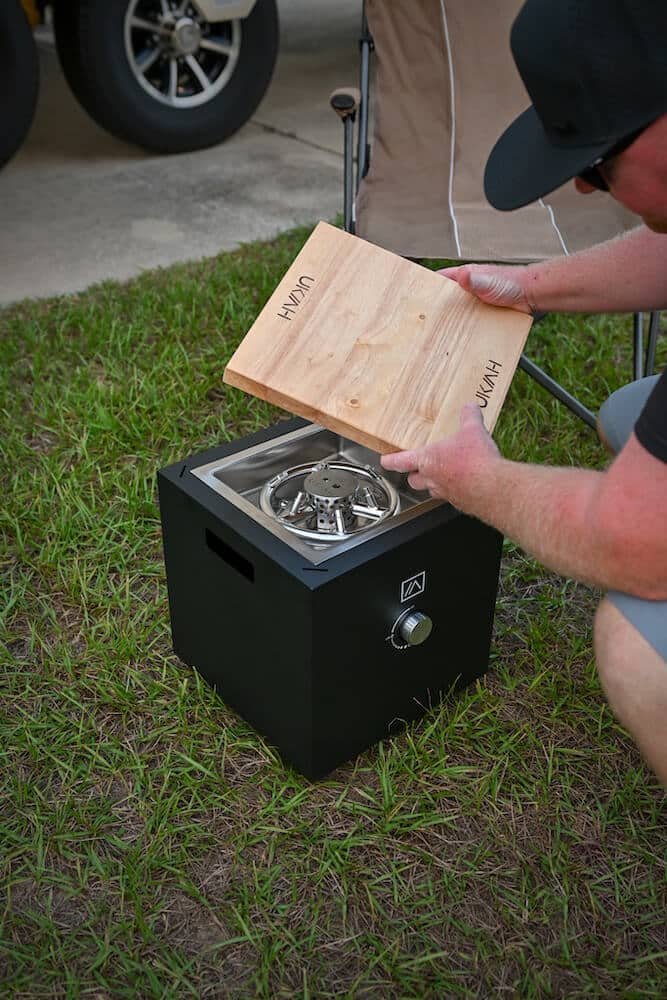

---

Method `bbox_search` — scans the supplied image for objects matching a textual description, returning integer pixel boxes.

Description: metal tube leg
[329,88,361,235]
[633,311,644,381]
[356,3,373,190]
[644,311,660,377]
[343,117,355,233]
[519,354,597,430]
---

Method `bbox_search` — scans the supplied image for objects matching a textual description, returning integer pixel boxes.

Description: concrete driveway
[0,0,361,305]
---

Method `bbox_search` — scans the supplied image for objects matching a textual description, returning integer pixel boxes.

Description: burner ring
[259,461,399,542]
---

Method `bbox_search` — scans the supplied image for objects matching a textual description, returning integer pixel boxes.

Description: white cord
[539,198,570,255]
[439,0,463,258]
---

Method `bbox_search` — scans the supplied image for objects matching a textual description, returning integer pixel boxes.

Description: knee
[593,596,635,701]
[593,595,662,718]
[594,596,667,784]
[597,375,660,455]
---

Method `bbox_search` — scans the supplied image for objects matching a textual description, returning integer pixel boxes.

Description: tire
[53,0,278,154]
[0,0,39,168]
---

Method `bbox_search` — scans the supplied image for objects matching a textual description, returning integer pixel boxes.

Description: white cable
[539,198,570,255]
[439,1,463,258]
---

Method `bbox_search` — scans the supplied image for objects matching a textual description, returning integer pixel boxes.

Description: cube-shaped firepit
[158,418,502,779]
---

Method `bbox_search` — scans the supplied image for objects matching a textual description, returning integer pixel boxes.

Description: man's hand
[380,403,501,510]
[441,263,535,314]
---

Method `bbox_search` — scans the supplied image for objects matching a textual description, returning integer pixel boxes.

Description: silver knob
[398,611,433,646]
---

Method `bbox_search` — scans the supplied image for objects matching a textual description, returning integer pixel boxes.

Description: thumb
[460,401,486,430]
[465,270,530,312]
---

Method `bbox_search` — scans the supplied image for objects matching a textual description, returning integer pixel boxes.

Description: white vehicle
[2,0,279,167]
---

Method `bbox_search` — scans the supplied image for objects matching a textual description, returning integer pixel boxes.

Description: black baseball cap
[484,0,667,211]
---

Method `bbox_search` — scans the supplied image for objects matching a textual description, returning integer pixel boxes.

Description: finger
[438,265,467,283]
[381,449,421,473]
[408,472,431,492]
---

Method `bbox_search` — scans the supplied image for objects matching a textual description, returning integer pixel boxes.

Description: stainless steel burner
[191,424,439,565]
[259,460,399,541]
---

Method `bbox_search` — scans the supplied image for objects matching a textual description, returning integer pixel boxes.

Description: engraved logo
[400,570,426,603]
[276,274,315,321]
[475,358,503,408]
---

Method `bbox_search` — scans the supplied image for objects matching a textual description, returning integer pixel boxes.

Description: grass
[1,223,666,998]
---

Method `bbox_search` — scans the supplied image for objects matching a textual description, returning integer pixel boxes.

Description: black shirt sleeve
[635,367,667,462]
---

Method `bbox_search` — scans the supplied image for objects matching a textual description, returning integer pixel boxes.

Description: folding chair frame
[330,1,661,433]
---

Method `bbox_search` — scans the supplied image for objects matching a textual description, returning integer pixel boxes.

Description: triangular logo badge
[400,571,426,603]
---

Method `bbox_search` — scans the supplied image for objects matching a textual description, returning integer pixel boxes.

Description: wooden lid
[224,222,532,454]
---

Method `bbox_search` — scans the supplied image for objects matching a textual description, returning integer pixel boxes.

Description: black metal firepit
[158,418,502,779]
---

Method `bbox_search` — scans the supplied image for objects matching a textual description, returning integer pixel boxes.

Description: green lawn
[1,225,665,998]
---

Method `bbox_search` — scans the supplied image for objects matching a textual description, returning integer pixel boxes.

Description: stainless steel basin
[191,423,440,564]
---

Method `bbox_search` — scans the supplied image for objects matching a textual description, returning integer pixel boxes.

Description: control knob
[398,610,433,646]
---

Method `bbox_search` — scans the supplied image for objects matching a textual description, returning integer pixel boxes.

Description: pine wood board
[224,221,532,453]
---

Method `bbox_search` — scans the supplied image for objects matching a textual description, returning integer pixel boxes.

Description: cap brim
[483,106,611,211]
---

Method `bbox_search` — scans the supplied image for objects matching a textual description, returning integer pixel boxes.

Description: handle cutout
[205,528,254,583]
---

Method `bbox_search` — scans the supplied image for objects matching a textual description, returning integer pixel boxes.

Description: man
[381,0,667,783]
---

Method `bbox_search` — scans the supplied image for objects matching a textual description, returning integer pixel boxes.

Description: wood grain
[224,222,532,453]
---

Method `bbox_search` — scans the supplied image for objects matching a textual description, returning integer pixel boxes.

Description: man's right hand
[440,264,535,314]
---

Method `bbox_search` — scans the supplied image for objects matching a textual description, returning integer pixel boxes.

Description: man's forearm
[385,406,667,598]
[523,226,667,313]
[462,460,617,591]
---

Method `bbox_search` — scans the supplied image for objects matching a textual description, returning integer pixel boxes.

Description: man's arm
[382,405,667,600]
[444,225,667,314]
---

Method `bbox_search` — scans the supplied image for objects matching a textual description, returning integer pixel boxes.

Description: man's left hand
[380,403,501,509]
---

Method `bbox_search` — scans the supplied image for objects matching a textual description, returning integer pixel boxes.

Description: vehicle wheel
[53,0,278,154]
[0,0,39,168]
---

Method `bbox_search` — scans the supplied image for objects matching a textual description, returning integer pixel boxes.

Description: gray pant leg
[597,374,660,453]
[607,592,667,662]
[599,376,666,663]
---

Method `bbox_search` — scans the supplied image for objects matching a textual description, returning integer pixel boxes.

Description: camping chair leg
[343,116,355,233]
[519,354,597,430]
[633,311,644,380]
[356,1,373,191]
[644,311,660,376]
[329,4,373,235]
[329,89,361,234]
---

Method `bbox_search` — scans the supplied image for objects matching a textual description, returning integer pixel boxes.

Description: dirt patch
[25,429,59,454]
[8,878,90,935]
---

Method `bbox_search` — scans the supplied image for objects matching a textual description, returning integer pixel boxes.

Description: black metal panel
[309,516,502,777]
[158,469,316,776]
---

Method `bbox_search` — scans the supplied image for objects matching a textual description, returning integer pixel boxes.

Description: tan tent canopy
[355,0,637,262]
